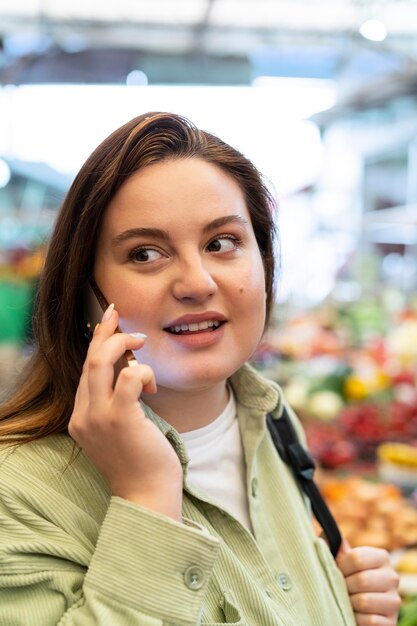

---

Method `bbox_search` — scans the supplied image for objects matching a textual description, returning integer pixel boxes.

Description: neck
[142,382,229,433]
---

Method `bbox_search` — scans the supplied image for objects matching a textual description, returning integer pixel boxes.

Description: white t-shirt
[180,390,252,530]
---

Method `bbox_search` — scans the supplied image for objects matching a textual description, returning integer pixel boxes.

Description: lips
[164,312,227,335]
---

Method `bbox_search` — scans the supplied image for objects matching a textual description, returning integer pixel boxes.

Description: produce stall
[252,292,417,619]
[253,293,417,469]
[0,245,44,394]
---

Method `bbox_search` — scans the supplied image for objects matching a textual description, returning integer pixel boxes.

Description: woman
[0,112,400,625]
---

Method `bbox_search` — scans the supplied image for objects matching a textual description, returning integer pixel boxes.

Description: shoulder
[1,433,80,480]
[0,434,110,516]
[230,363,307,445]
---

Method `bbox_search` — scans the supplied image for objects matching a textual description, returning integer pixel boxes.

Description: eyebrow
[111,215,249,247]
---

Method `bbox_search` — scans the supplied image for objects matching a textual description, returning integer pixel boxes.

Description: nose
[172,257,217,302]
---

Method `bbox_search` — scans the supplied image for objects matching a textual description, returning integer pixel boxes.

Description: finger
[87,305,145,352]
[91,330,147,361]
[89,303,119,348]
[70,311,121,433]
[87,329,147,400]
[337,546,390,577]
[344,566,400,594]
[112,363,157,409]
[355,613,398,626]
[349,590,402,617]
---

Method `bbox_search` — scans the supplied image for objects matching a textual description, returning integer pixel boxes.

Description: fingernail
[129,332,147,340]
[102,303,114,322]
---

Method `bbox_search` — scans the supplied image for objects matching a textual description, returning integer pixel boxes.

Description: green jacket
[0,364,355,625]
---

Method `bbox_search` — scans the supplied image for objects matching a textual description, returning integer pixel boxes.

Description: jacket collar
[141,363,283,468]
[229,363,281,414]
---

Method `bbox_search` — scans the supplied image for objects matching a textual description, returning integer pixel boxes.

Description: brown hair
[0,112,278,443]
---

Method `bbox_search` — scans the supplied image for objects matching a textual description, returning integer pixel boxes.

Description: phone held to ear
[83,280,137,383]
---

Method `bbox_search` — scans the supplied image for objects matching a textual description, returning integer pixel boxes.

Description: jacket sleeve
[0,485,220,626]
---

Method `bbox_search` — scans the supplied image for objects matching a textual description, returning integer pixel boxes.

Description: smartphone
[83,280,137,384]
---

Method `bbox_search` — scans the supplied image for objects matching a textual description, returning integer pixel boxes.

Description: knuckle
[117,366,137,384]
[350,549,366,569]
[355,594,371,613]
[129,363,150,383]
[140,363,155,379]
[355,570,370,591]
[68,416,82,438]
[378,548,390,563]
[390,570,400,589]
[392,592,402,611]
[88,355,102,370]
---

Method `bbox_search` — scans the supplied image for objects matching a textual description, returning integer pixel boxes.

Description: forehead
[102,158,250,230]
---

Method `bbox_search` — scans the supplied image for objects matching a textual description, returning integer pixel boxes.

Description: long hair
[0,112,278,443]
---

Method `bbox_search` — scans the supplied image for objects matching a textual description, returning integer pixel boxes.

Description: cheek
[238,260,266,300]
[112,287,153,331]
[235,272,267,322]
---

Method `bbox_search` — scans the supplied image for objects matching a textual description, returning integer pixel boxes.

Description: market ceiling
[2,0,417,55]
[1,0,417,102]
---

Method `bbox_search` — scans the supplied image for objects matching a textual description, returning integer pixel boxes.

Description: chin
[159,366,239,391]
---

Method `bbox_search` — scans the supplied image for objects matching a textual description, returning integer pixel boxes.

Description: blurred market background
[2,0,417,617]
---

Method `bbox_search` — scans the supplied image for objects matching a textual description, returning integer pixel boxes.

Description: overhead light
[359,19,388,42]
[4,33,53,57]
[126,70,148,86]
[61,34,88,54]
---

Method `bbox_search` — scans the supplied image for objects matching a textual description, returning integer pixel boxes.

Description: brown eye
[129,247,164,263]
[206,236,238,253]
[207,239,222,252]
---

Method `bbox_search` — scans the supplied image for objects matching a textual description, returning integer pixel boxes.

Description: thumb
[319,531,351,558]
[336,538,352,564]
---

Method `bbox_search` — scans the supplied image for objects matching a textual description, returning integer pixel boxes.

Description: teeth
[169,320,221,333]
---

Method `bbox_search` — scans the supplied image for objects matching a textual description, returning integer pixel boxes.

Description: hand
[336,540,401,626]
[69,305,183,520]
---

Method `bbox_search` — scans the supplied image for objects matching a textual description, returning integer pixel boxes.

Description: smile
[166,320,223,334]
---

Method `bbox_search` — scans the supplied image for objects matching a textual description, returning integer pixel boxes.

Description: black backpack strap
[266,408,342,558]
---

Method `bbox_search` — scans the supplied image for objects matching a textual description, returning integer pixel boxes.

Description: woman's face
[94,158,266,394]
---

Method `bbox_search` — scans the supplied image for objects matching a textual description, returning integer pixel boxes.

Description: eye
[128,247,164,263]
[206,235,241,253]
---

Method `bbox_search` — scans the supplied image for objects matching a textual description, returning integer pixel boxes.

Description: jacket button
[184,565,205,590]
[276,572,292,591]
[251,477,259,497]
